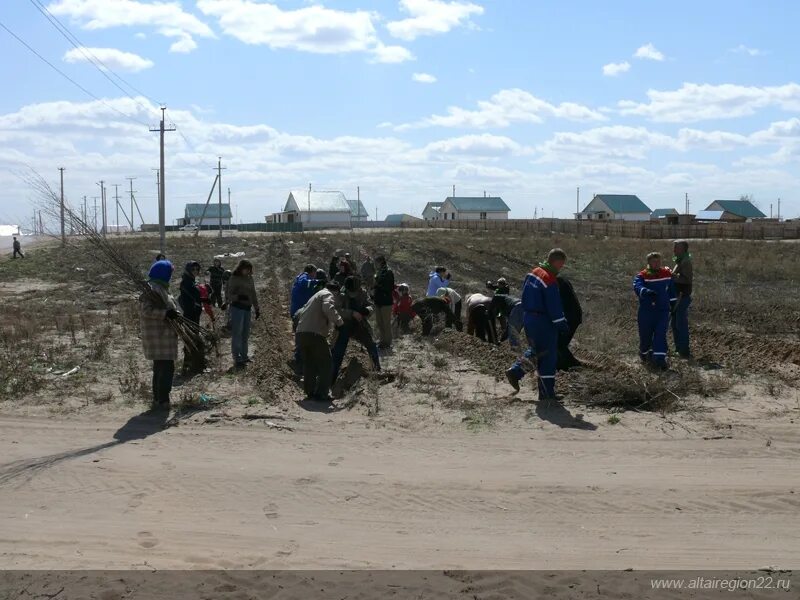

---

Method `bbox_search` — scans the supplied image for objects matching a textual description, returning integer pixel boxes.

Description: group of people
[504,240,693,401]
[137,239,693,409]
[139,254,260,409]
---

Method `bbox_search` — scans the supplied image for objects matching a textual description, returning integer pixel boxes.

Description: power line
[27,0,162,113]
[0,19,150,127]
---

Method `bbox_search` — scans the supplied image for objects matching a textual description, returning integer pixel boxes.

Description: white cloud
[448,164,520,180]
[47,0,214,53]
[197,0,412,62]
[387,0,484,41]
[634,43,664,61]
[602,61,630,77]
[63,46,154,72]
[395,88,606,130]
[372,44,415,64]
[412,72,437,83]
[424,134,525,156]
[730,44,765,57]
[618,82,800,122]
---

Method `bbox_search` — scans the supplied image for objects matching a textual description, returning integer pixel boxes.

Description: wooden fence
[400,218,800,240]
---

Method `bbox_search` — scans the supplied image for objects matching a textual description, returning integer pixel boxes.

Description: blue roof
[696,210,726,221]
[708,200,766,219]
[185,203,233,219]
[651,208,679,218]
[589,194,651,214]
[445,197,510,212]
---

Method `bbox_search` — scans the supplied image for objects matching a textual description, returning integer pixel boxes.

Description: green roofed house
[439,196,510,221]
[179,203,233,227]
[577,194,652,221]
[705,200,766,221]
[422,201,444,221]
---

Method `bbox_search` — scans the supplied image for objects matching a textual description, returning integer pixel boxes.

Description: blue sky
[1,0,799,226]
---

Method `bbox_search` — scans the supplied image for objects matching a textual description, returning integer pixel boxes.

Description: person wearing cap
[486,277,510,296]
[295,280,345,403]
[139,260,181,410]
[671,240,693,358]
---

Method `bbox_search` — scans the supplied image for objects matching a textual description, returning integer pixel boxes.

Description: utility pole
[58,167,65,245]
[113,184,121,235]
[126,177,137,232]
[39,211,43,235]
[82,196,87,231]
[576,186,580,215]
[217,157,225,237]
[770,203,773,219]
[97,181,106,237]
[685,192,690,215]
[150,106,175,253]
[228,187,231,205]
[452,184,456,197]
[308,182,312,226]
[375,206,378,221]
[778,198,781,221]
[92,196,99,230]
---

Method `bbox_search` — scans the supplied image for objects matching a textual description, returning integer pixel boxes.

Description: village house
[704,200,766,221]
[577,194,652,221]
[438,196,510,221]
[268,190,352,227]
[422,201,444,220]
[177,203,233,227]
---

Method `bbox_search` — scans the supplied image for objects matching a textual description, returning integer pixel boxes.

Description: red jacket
[393,294,416,317]
[198,284,215,321]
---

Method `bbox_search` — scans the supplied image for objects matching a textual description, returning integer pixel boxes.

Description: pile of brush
[27,170,217,358]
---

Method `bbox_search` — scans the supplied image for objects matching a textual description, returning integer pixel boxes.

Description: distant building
[439,196,510,221]
[577,194,652,221]
[347,198,370,222]
[704,200,766,221]
[422,201,444,220]
[651,208,679,220]
[268,190,352,227]
[385,213,422,224]
[178,203,233,227]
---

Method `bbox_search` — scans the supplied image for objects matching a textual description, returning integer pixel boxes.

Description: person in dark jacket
[372,255,395,349]
[331,276,381,381]
[178,261,203,323]
[486,277,510,296]
[412,296,458,336]
[12,236,24,259]
[206,259,226,308]
[178,261,204,375]
[490,294,522,346]
[671,239,693,358]
[328,251,341,280]
[556,275,583,370]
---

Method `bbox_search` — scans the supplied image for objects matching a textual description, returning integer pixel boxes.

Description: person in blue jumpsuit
[633,252,677,369]
[505,249,570,400]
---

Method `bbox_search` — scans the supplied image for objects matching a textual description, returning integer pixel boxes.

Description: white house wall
[612,212,650,221]
[454,211,509,220]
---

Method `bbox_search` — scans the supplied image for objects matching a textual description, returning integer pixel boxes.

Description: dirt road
[0,413,796,570]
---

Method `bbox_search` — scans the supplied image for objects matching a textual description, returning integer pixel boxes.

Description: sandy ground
[1,403,797,572]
